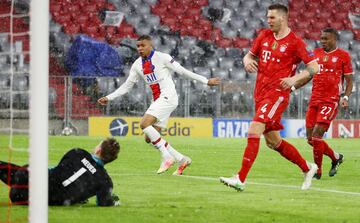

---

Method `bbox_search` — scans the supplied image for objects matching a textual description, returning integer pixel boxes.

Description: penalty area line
[179,175,360,196]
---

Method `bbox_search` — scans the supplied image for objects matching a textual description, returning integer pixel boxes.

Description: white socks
[143,126,184,162]
[167,144,184,162]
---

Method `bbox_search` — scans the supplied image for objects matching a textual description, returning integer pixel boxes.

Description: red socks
[238,135,260,182]
[322,140,337,161]
[275,140,309,172]
[238,137,311,182]
[312,137,337,173]
[312,137,325,174]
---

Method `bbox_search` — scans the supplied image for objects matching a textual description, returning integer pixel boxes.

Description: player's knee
[144,136,151,143]
[265,139,277,149]
[139,121,149,130]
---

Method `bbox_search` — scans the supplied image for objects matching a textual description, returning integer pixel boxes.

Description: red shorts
[253,94,289,133]
[306,101,339,130]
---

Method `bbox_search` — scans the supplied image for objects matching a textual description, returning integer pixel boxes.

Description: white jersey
[106,50,209,102]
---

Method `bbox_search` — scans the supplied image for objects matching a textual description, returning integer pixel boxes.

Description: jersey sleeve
[162,53,208,84]
[295,38,316,64]
[342,52,353,75]
[249,30,266,56]
[106,63,140,100]
[96,176,116,206]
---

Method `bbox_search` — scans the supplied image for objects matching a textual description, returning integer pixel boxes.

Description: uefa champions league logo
[109,118,129,136]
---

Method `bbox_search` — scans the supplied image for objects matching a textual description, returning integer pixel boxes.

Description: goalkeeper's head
[95,138,120,164]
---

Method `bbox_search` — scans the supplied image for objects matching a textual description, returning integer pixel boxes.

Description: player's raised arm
[164,54,221,86]
[97,65,140,105]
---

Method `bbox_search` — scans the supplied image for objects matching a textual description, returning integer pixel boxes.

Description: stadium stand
[0,0,359,119]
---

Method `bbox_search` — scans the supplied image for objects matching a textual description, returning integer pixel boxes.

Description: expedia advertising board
[89,117,212,137]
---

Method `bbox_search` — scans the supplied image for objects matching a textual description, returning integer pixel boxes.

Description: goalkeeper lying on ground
[0,138,120,206]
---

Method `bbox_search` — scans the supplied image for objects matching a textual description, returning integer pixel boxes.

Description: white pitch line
[180,175,360,196]
[112,173,360,196]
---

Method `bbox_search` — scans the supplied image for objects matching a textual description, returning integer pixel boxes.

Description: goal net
[0,0,48,222]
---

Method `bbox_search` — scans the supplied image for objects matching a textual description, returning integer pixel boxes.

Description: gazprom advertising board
[213,119,331,138]
[213,119,252,138]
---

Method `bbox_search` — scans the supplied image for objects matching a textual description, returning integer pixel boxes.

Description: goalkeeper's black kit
[0,148,117,206]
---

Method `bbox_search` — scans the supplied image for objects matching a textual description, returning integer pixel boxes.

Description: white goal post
[29,0,49,222]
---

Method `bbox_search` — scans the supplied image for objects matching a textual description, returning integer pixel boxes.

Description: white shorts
[145,96,178,128]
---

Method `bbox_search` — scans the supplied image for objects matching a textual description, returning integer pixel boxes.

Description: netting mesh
[0,0,30,148]
[0,0,29,222]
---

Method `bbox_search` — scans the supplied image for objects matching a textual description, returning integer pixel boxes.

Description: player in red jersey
[220,4,319,191]
[293,28,353,179]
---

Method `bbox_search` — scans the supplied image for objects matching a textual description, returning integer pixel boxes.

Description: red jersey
[250,29,315,101]
[310,48,353,103]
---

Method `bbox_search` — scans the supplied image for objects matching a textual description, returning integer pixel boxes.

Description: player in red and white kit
[220,4,319,191]
[294,28,353,179]
[98,35,220,175]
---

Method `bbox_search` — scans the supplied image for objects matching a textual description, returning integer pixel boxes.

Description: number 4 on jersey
[258,103,268,119]
[261,104,268,113]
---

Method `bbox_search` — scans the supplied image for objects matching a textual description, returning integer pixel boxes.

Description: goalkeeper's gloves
[112,194,121,206]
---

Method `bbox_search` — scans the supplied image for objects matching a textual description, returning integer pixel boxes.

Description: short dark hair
[137,35,152,41]
[268,4,288,14]
[322,28,339,40]
[100,138,120,164]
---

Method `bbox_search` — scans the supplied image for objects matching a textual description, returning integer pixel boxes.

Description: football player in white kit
[98,35,220,175]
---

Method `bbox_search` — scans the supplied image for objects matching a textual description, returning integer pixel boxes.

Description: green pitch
[1,136,360,223]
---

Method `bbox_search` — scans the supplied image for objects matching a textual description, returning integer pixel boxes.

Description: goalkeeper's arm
[96,189,121,207]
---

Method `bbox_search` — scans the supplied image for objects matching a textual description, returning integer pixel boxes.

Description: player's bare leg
[264,131,317,190]
[140,114,174,174]
[310,125,343,179]
[220,121,264,191]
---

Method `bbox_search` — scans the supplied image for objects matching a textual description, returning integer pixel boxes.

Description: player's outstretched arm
[168,62,209,84]
[243,52,258,73]
[207,77,221,86]
[97,66,140,104]
[97,96,109,105]
[162,53,211,85]
[280,61,319,89]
